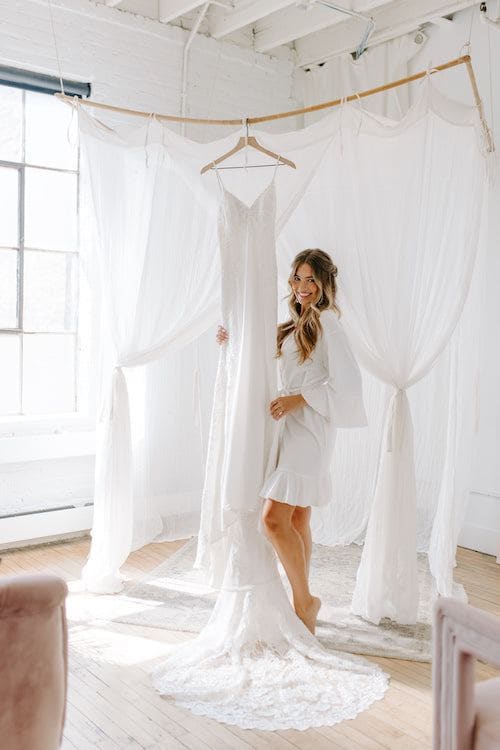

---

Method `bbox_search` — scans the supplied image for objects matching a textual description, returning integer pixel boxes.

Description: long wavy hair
[276,249,340,364]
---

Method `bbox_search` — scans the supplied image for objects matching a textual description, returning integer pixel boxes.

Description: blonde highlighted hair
[276,249,340,364]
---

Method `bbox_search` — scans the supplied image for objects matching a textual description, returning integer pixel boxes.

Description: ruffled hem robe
[259,310,367,508]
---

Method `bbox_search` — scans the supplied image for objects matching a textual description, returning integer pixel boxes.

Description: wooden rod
[249,55,471,124]
[55,55,469,125]
[55,54,493,150]
[54,94,237,126]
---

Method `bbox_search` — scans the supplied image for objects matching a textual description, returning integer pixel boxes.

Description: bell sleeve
[300,311,368,428]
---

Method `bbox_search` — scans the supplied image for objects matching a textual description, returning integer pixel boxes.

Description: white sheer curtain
[278,83,488,623]
[79,110,331,592]
[79,113,221,592]
[340,96,485,623]
[78,78,488,622]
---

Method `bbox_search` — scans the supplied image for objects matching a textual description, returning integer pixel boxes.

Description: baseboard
[0,506,93,550]
[458,522,500,558]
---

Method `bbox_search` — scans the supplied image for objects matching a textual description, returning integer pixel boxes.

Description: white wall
[0,0,298,136]
[0,0,297,546]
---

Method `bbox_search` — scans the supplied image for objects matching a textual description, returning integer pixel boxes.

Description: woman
[217,248,367,634]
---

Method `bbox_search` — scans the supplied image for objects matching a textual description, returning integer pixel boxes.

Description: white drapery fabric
[277,92,488,623]
[79,118,221,591]
[78,79,488,627]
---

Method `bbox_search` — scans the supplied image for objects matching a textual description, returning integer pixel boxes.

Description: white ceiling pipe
[294,0,477,68]
[180,1,211,136]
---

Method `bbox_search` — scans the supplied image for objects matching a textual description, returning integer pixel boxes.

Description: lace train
[152,517,389,730]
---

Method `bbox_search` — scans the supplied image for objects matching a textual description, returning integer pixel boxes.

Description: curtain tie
[386,386,407,453]
[99,365,125,423]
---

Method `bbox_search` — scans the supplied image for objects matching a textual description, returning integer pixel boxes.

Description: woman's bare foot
[295,596,322,635]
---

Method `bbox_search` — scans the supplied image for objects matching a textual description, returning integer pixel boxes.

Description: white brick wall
[0,0,298,140]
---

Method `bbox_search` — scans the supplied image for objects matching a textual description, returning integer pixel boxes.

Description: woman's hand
[216,325,229,345]
[270,394,306,420]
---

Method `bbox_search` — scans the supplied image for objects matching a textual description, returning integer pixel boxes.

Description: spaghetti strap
[272,155,281,183]
[212,161,224,192]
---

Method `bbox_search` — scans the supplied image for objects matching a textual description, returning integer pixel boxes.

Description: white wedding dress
[152,167,389,730]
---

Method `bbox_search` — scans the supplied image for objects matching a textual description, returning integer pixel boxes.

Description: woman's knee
[262,500,288,535]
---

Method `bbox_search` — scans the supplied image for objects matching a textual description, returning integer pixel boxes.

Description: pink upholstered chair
[0,574,68,750]
[433,597,500,750]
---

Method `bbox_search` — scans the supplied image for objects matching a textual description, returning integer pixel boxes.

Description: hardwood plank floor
[0,538,498,749]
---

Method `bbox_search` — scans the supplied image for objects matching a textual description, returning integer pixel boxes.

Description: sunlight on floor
[69,620,193,667]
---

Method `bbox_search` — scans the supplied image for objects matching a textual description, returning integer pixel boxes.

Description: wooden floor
[1,538,499,750]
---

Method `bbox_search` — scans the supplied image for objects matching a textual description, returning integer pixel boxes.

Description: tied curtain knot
[99,364,127,423]
[385,385,410,453]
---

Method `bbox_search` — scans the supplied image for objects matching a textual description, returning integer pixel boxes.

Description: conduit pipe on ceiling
[181,1,233,135]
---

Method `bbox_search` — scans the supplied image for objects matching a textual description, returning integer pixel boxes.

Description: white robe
[260,309,367,507]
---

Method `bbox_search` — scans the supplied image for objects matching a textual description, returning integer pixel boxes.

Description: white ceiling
[96,0,478,67]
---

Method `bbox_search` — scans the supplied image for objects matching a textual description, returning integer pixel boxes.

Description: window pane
[0,249,19,328]
[0,166,19,247]
[23,250,77,332]
[0,85,22,162]
[22,334,75,413]
[0,334,21,415]
[24,168,77,252]
[25,90,78,170]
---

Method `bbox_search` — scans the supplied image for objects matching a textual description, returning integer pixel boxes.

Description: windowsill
[0,415,96,463]
[0,412,96,438]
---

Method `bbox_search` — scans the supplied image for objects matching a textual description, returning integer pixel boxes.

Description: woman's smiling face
[291,262,319,307]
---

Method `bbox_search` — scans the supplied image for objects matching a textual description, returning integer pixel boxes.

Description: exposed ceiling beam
[294,0,477,66]
[105,0,124,6]
[253,3,353,52]
[159,0,209,24]
[209,0,296,39]
[352,0,397,9]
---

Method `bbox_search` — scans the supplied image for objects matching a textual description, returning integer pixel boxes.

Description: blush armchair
[0,573,68,750]
[433,597,500,750]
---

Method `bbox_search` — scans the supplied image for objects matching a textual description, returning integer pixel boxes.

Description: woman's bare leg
[262,499,321,634]
[292,506,312,578]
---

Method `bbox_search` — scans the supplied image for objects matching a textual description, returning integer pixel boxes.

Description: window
[0,83,83,416]
[0,75,96,535]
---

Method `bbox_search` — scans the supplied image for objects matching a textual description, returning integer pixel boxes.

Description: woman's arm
[269,394,305,421]
[300,312,368,428]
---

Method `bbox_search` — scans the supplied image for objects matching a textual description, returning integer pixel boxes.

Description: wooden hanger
[200,119,296,174]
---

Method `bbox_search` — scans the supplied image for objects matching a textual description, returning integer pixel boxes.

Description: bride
[217,247,368,635]
[153,246,388,729]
